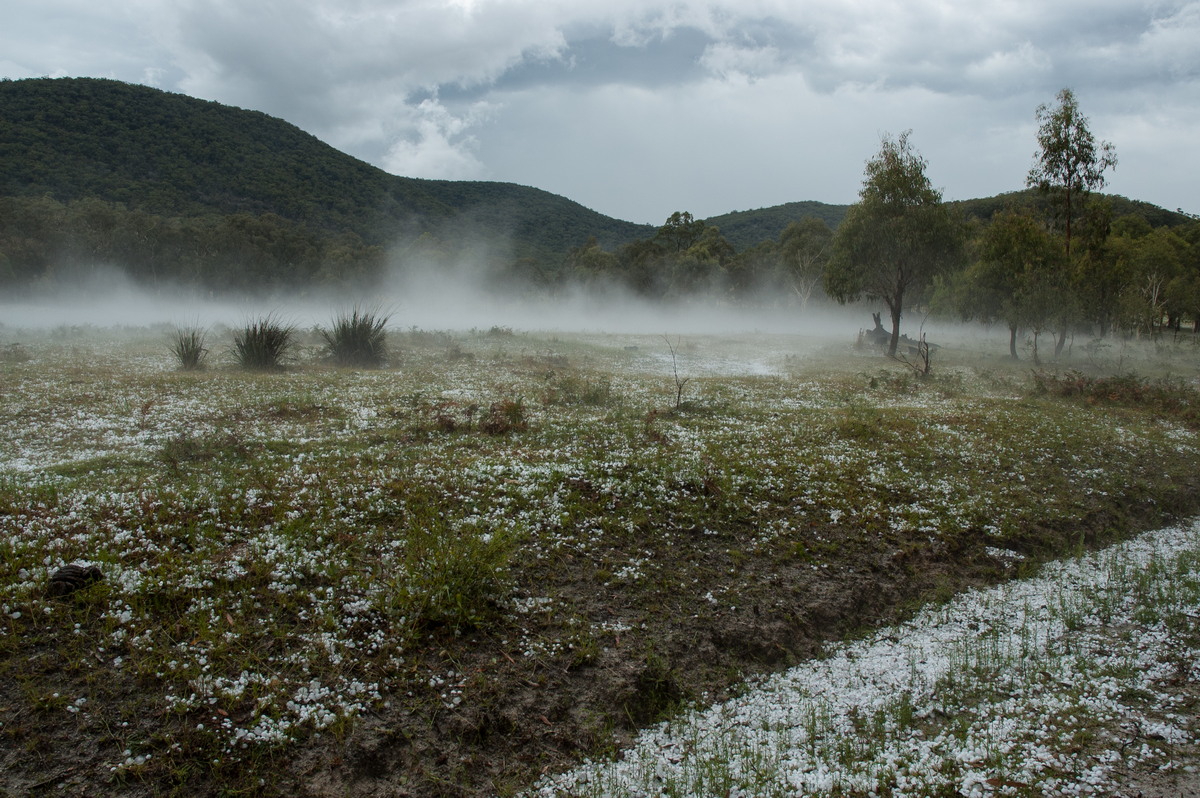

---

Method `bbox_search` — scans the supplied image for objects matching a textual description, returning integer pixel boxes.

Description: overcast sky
[3,0,1197,224]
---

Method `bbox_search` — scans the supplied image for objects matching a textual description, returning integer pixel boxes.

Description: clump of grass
[232,315,294,370]
[169,327,208,371]
[403,525,513,630]
[543,374,614,406]
[321,308,390,368]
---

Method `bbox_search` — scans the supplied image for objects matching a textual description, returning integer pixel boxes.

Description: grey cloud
[1,0,1197,220]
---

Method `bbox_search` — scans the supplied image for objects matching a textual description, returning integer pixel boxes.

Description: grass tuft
[480,398,528,434]
[321,308,390,368]
[169,327,209,371]
[232,315,294,370]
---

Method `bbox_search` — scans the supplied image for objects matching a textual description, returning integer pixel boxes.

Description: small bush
[0,343,31,363]
[169,327,208,371]
[543,374,614,406]
[480,398,527,435]
[232,315,294,370]
[321,308,390,368]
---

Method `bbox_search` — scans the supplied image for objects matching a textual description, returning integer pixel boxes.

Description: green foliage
[826,131,964,355]
[321,308,390,368]
[402,524,512,631]
[704,201,850,250]
[169,327,208,371]
[0,77,649,289]
[1027,88,1118,255]
[232,316,295,370]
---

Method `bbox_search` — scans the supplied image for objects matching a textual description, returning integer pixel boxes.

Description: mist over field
[0,257,881,340]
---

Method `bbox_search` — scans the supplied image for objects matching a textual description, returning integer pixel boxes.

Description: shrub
[169,327,208,371]
[543,374,614,406]
[1032,370,1200,426]
[321,308,390,368]
[232,315,294,370]
[480,398,527,435]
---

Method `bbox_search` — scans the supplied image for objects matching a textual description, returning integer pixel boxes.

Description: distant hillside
[703,201,850,250]
[948,190,1194,228]
[0,77,650,259]
[706,193,1192,252]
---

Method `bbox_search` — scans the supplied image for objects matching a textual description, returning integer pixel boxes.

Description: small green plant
[169,327,208,371]
[321,308,390,368]
[543,374,614,406]
[0,343,31,363]
[232,315,294,370]
[403,526,512,630]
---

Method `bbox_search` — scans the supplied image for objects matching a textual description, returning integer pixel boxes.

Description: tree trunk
[1009,325,1019,360]
[887,302,902,357]
[1054,327,1068,357]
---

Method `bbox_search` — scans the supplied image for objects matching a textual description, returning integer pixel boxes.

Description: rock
[46,564,104,597]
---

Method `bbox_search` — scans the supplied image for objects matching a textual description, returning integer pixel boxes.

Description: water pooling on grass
[528,518,1200,798]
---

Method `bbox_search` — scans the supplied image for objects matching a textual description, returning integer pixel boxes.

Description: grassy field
[1,322,1198,796]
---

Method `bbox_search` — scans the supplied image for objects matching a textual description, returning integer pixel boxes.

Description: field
[1,320,1199,796]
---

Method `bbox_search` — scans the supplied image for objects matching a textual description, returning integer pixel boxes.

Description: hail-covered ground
[529,518,1200,798]
[0,322,1198,797]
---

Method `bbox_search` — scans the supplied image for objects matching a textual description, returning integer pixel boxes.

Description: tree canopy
[825,131,964,355]
[1027,88,1117,256]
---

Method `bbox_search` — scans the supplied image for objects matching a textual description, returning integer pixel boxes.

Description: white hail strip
[530,519,1200,797]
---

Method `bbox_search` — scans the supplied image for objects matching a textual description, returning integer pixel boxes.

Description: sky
[2,0,1198,225]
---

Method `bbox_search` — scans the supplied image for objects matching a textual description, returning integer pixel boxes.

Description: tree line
[817,88,1200,359]
[564,89,1197,358]
[0,195,387,294]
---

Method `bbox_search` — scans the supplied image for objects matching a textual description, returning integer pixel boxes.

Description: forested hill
[0,77,651,254]
[704,201,851,251]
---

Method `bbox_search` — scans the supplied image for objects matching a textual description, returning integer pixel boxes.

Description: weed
[1031,371,1200,426]
[1,343,31,363]
[321,308,390,368]
[403,526,513,631]
[543,374,614,407]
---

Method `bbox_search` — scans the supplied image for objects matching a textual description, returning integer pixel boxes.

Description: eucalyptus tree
[825,131,963,356]
[1027,88,1117,258]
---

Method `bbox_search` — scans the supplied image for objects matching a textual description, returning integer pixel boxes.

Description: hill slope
[704,201,851,249]
[0,77,651,257]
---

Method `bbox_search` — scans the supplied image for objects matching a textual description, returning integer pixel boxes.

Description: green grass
[169,327,208,371]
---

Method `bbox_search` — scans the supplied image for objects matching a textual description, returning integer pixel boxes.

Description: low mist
[0,254,1038,371]
[0,259,875,340]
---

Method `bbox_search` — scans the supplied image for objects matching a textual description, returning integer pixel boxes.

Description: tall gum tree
[825,131,963,356]
[1027,88,1117,259]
